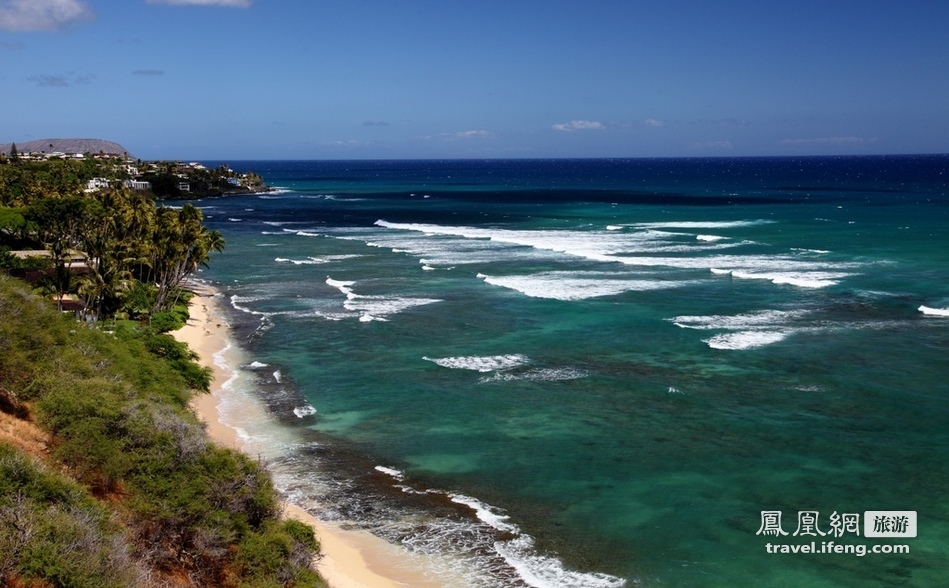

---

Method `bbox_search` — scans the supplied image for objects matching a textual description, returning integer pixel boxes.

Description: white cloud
[453,130,493,139]
[644,118,665,128]
[424,130,494,141]
[690,140,734,151]
[779,136,878,146]
[146,0,252,6]
[552,120,605,132]
[0,0,93,32]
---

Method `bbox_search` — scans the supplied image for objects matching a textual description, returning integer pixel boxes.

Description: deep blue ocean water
[193,157,948,587]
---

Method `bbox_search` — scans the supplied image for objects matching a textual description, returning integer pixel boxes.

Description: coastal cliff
[0,275,326,587]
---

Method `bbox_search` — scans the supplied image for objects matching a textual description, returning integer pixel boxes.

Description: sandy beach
[173,286,442,588]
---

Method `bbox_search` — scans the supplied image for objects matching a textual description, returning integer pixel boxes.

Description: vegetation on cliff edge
[0,275,326,587]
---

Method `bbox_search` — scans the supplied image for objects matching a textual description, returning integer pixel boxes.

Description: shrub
[236,520,326,588]
[151,310,186,333]
[0,444,140,588]
[0,274,324,586]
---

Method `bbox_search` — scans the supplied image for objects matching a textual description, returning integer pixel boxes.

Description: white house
[85,177,111,191]
[124,179,151,190]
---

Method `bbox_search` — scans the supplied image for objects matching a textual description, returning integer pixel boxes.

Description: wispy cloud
[0,0,93,32]
[28,71,95,87]
[146,0,252,7]
[644,118,665,128]
[363,121,390,127]
[779,136,878,146]
[424,130,495,141]
[691,118,748,127]
[1,40,26,50]
[690,140,734,151]
[452,130,493,139]
[552,120,605,132]
[133,69,165,76]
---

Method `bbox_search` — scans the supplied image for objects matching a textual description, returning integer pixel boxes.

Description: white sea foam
[263,221,308,227]
[672,309,809,330]
[325,277,355,294]
[353,229,536,268]
[672,309,812,350]
[633,220,774,229]
[919,305,949,317]
[495,535,628,588]
[247,361,269,369]
[480,367,589,383]
[477,272,688,301]
[293,404,317,418]
[230,295,270,316]
[326,277,441,322]
[729,270,851,288]
[374,465,406,480]
[276,254,361,265]
[373,221,734,264]
[371,220,860,290]
[273,370,282,384]
[424,354,530,372]
[450,493,518,533]
[704,330,793,350]
[344,296,442,322]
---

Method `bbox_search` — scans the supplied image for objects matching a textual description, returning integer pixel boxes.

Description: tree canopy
[1,158,224,322]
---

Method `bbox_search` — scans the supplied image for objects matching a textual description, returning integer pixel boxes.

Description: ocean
[190,157,948,587]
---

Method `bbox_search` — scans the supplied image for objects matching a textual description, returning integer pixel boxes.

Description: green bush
[151,309,186,332]
[141,330,212,392]
[0,444,140,588]
[236,521,326,588]
[0,275,324,586]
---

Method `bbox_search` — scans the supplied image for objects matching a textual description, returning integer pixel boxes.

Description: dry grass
[0,410,49,461]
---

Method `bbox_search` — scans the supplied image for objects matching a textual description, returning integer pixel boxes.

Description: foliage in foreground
[0,275,325,587]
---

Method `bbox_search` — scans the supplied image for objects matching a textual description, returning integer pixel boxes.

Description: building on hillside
[86,177,111,191]
[124,179,151,190]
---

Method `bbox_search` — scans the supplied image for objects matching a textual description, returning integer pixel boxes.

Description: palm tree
[151,204,223,313]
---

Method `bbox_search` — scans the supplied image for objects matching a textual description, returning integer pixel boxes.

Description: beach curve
[173,283,442,588]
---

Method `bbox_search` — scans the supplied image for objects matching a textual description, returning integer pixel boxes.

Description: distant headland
[0,138,131,158]
[1,138,269,199]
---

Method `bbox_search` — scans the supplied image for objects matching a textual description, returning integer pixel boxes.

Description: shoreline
[173,285,442,588]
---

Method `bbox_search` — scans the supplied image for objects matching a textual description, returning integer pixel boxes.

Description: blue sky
[2,0,948,160]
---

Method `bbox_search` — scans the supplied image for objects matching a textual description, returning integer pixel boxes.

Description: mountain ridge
[1,138,131,157]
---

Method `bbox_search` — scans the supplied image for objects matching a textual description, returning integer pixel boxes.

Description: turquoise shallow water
[194,157,948,587]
